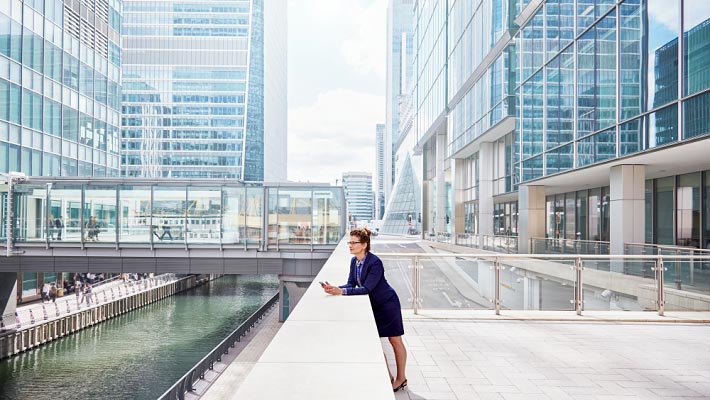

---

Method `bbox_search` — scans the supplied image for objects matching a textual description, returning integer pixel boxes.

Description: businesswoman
[323,228,408,392]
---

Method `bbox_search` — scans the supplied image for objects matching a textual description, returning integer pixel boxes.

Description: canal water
[0,274,279,400]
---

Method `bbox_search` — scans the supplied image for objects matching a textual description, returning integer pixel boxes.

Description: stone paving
[386,311,710,399]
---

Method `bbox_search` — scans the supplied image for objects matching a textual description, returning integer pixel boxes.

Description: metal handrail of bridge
[158,292,280,400]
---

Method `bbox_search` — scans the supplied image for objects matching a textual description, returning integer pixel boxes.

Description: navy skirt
[371,291,404,338]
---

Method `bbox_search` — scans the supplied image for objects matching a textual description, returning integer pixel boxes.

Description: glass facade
[0,178,345,247]
[386,0,414,196]
[644,170,710,248]
[516,0,710,180]
[381,153,421,235]
[546,187,610,241]
[121,0,265,179]
[414,0,447,143]
[409,0,710,242]
[0,0,122,177]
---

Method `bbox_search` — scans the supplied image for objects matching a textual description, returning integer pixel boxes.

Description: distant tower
[375,124,386,219]
[342,172,374,224]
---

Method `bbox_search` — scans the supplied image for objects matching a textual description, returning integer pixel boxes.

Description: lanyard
[356,255,366,286]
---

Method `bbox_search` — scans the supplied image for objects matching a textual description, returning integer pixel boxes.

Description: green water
[0,275,279,400]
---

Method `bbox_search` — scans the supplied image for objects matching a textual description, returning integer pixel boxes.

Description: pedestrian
[49,283,57,303]
[322,228,408,392]
[84,283,93,306]
[48,214,55,240]
[54,216,63,240]
[75,280,82,302]
[160,220,173,241]
[41,282,50,302]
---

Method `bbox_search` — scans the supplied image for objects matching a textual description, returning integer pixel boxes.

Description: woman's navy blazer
[339,253,397,306]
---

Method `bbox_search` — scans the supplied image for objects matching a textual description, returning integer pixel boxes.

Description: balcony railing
[377,253,710,316]
[530,237,610,255]
[454,233,519,254]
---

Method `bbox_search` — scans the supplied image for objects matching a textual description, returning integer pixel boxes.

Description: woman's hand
[322,281,343,295]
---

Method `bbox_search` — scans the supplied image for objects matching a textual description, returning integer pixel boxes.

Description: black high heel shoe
[393,379,408,392]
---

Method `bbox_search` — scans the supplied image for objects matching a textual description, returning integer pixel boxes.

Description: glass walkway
[0,176,345,250]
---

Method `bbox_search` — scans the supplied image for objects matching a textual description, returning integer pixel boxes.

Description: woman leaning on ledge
[322,228,408,392]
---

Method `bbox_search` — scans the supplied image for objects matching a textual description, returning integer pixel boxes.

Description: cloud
[288,89,385,184]
[648,0,710,33]
[341,0,388,80]
[287,0,387,80]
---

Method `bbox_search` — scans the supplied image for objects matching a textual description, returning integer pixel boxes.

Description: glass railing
[530,237,610,255]
[377,252,710,315]
[0,177,346,250]
[626,243,710,294]
[454,233,519,254]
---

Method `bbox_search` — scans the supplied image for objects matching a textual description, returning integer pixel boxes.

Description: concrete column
[523,275,541,310]
[278,275,313,322]
[518,185,546,254]
[478,142,494,237]
[453,158,466,235]
[0,273,17,328]
[610,165,645,256]
[435,132,447,232]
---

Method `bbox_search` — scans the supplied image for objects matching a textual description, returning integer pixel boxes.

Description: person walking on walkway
[84,283,93,306]
[41,282,50,303]
[75,280,82,303]
[49,283,57,303]
[54,216,63,240]
[160,221,173,241]
[322,228,408,392]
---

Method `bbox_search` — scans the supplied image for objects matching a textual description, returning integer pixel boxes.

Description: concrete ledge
[232,240,394,399]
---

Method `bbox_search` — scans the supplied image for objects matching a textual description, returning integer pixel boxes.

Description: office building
[342,171,373,224]
[121,0,286,180]
[0,0,122,177]
[405,0,710,253]
[0,0,123,303]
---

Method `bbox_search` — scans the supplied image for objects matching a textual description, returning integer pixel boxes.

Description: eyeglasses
[347,241,363,245]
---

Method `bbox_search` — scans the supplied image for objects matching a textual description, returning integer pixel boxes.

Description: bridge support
[278,275,314,322]
[0,273,18,329]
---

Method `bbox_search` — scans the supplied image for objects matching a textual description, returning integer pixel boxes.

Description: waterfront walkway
[8,274,177,330]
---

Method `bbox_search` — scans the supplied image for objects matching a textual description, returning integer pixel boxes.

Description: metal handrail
[533,237,610,245]
[530,237,610,255]
[377,252,709,260]
[626,242,710,254]
[379,252,710,317]
[158,292,280,400]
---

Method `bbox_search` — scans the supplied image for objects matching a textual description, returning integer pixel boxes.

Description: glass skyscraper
[401,0,710,252]
[384,0,414,203]
[0,0,122,177]
[121,0,286,180]
[343,171,374,224]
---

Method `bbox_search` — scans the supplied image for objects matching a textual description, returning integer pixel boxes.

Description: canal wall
[0,274,217,360]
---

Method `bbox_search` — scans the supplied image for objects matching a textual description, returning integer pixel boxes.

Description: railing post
[494,257,501,315]
[656,258,665,316]
[574,257,583,316]
[413,256,420,315]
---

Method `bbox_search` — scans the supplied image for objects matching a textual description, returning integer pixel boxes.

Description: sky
[286,0,387,185]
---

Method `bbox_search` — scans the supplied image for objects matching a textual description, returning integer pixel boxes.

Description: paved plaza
[387,312,710,399]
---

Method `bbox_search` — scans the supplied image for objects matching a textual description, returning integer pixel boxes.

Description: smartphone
[319,281,326,287]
